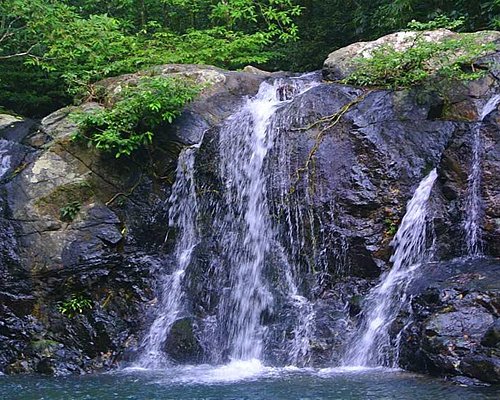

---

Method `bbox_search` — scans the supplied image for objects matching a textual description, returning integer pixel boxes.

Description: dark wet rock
[176,61,500,369]
[398,258,500,384]
[164,318,204,364]
[482,319,500,347]
[449,375,491,387]
[265,83,454,281]
[460,355,500,384]
[0,64,272,376]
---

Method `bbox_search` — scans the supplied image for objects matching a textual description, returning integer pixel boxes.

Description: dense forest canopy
[1,0,499,116]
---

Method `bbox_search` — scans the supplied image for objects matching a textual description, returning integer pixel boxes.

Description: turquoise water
[1,363,499,400]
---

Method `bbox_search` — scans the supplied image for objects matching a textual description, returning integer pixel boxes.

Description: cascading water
[464,94,500,256]
[214,76,318,362]
[138,75,320,368]
[138,146,199,368]
[343,169,438,367]
[216,81,279,361]
[0,140,12,179]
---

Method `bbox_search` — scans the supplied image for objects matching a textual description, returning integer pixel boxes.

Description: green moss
[384,218,398,237]
[35,180,94,217]
[30,339,60,352]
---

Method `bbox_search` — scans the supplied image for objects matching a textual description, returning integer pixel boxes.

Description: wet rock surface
[187,69,500,372]
[398,258,500,383]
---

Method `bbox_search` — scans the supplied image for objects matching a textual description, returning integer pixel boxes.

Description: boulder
[0,114,22,131]
[398,258,500,383]
[322,29,500,81]
[163,317,204,364]
[0,64,268,374]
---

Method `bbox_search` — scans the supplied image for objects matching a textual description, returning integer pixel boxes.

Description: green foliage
[75,76,199,157]
[60,201,81,221]
[384,218,398,236]
[343,34,495,89]
[33,14,141,96]
[58,295,92,317]
[407,15,466,31]
[1,0,302,116]
[272,0,500,71]
[2,0,500,113]
[0,60,70,117]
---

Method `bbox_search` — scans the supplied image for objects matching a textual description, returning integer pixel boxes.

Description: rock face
[398,259,500,384]
[322,29,500,81]
[188,65,499,372]
[0,36,499,384]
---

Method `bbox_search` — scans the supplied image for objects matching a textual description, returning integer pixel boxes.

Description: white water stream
[138,146,199,368]
[343,169,438,367]
[215,77,318,361]
[0,139,12,179]
[138,76,319,368]
[464,94,500,256]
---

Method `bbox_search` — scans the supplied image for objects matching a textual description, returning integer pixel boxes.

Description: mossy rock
[35,180,94,218]
[163,317,204,363]
[30,339,62,356]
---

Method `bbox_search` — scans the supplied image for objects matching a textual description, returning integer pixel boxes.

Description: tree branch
[0,43,37,60]
[0,17,21,44]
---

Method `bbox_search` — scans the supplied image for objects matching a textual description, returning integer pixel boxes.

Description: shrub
[343,34,495,89]
[74,76,199,158]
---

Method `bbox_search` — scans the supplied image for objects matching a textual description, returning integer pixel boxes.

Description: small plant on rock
[384,218,398,236]
[343,33,495,89]
[60,201,81,222]
[58,295,92,317]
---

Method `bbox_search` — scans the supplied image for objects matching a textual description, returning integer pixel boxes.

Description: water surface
[1,363,498,400]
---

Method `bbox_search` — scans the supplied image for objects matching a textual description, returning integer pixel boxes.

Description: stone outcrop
[398,258,500,384]
[0,65,266,375]
[322,29,500,81]
[189,67,500,371]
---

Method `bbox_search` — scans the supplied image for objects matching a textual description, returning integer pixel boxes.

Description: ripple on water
[1,366,500,400]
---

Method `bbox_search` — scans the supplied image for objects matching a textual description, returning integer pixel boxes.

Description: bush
[74,76,200,158]
[343,34,495,89]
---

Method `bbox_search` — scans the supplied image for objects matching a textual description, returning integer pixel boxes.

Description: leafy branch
[73,76,200,158]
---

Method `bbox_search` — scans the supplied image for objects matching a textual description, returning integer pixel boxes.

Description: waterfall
[138,146,199,368]
[138,75,319,367]
[217,81,280,361]
[343,169,438,367]
[464,94,500,257]
[214,76,318,361]
[0,140,12,179]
